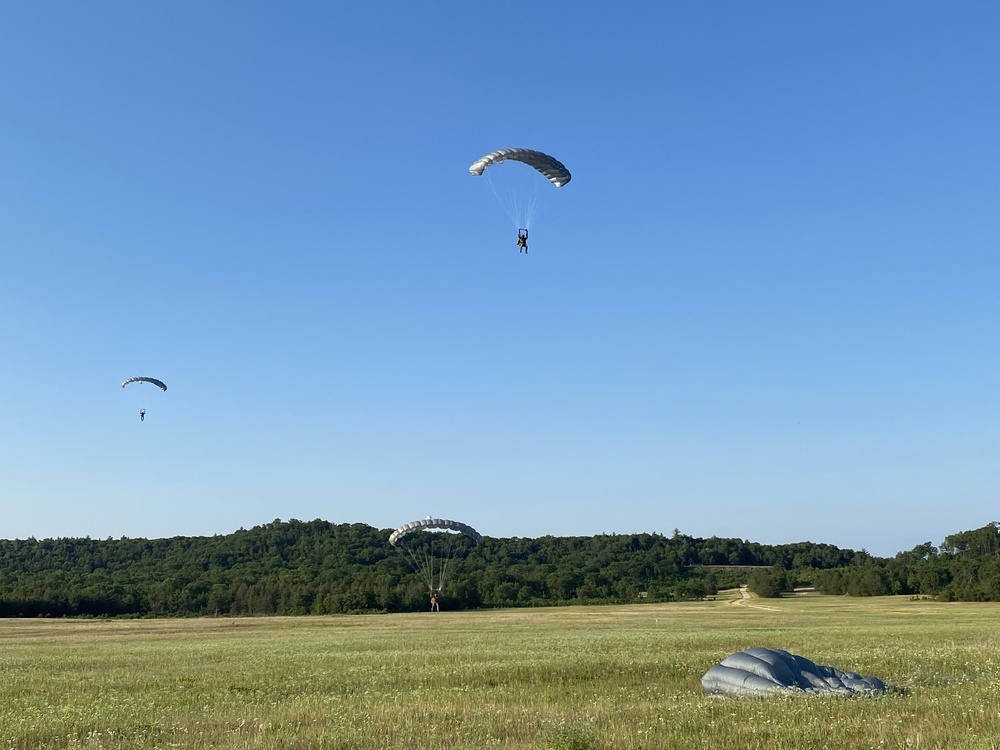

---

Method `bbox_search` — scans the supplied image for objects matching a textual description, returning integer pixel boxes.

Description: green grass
[1,592,999,749]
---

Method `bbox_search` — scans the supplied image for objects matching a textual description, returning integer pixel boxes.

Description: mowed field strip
[2,592,999,749]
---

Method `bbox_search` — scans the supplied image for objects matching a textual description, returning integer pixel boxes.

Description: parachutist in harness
[430,590,440,612]
[516,228,528,253]
[139,409,145,422]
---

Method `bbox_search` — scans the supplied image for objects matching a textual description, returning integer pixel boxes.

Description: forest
[0,520,997,617]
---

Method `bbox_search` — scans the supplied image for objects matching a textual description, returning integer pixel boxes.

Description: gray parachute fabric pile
[702,648,886,697]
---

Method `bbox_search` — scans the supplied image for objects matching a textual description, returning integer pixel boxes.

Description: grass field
[1,591,999,749]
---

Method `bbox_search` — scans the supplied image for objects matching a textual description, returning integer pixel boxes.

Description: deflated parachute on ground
[468,148,572,188]
[702,648,887,697]
[121,377,167,391]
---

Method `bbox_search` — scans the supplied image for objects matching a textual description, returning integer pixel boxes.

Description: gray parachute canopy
[390,517,483,594]
[389,517,482,547]
[702,648,887,697]
[468,148,572,188]
[121,377,167,391]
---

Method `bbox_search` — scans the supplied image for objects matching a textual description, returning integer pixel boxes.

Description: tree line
[746,522,1000,601]
[0,520,996,617]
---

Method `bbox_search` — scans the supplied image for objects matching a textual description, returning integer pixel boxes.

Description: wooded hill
[0,520,996,617]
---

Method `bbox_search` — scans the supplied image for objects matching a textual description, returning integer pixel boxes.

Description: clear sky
[1,3,997,557]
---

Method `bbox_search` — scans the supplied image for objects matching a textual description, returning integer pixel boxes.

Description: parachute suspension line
[483,169,544,231]
[400,535,464,593]
[483,171,520,229]
[520,180,542,231]
[404,545,436,591]
[435,536,461,592]
[430,542,449,591]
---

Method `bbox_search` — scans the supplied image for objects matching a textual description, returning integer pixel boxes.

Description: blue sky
[1,3,997,556]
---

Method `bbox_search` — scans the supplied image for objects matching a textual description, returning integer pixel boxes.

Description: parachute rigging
[121,376,167,421]
[390,517,482,595]
[469,148,571,238]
